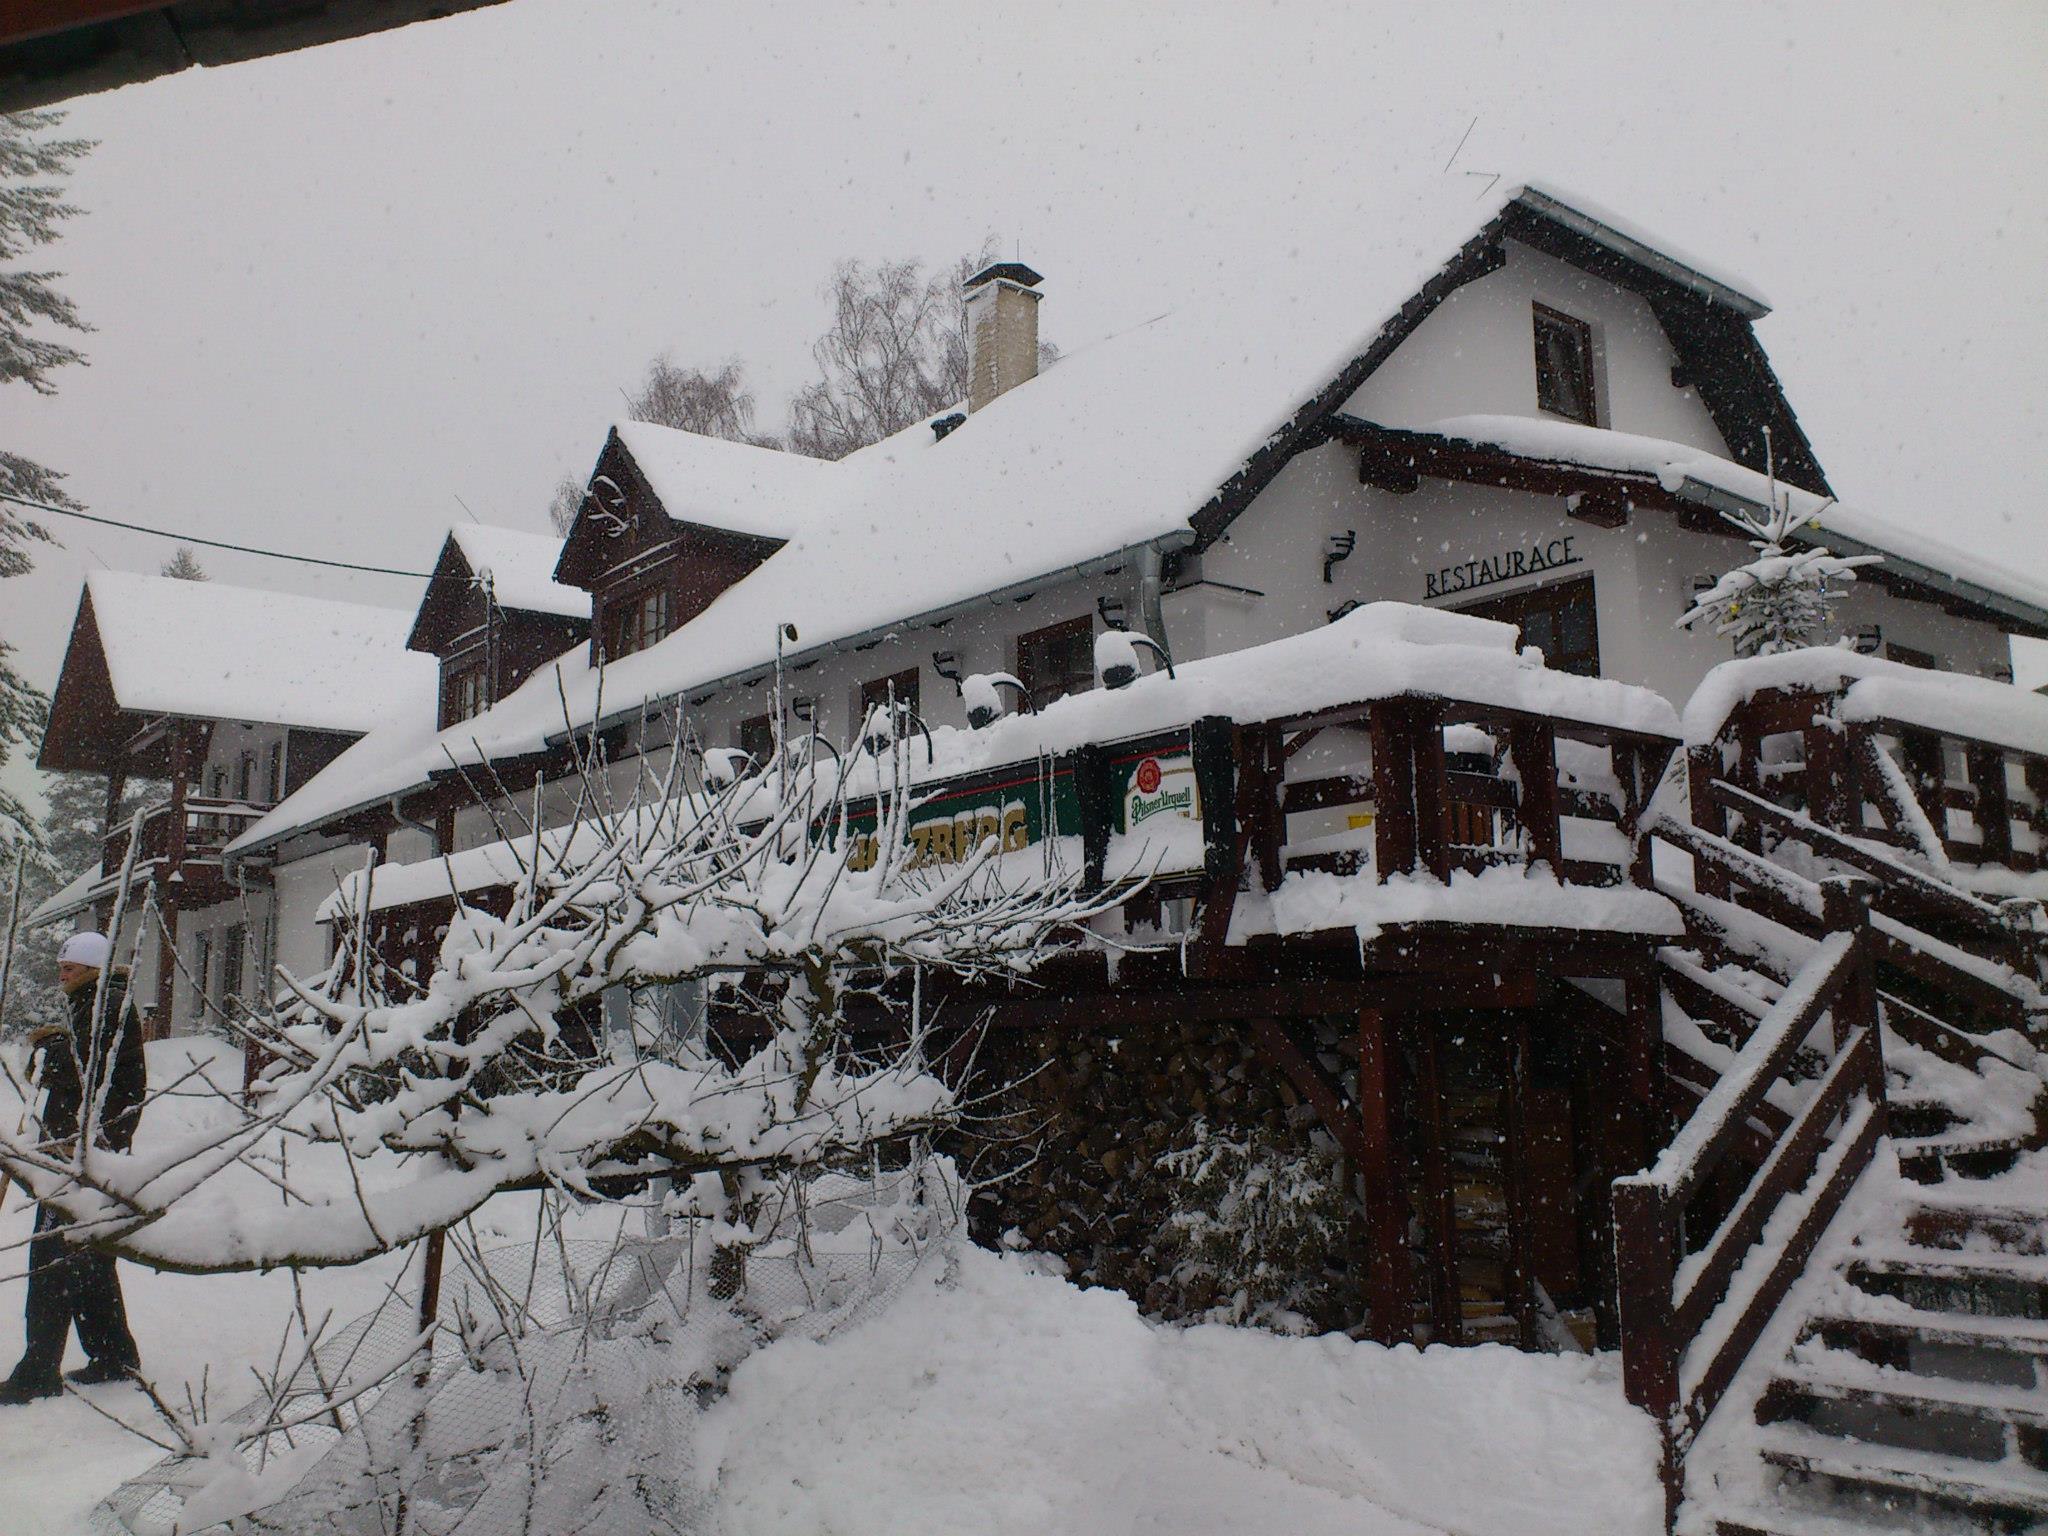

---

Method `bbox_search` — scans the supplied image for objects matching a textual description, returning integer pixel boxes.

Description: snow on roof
[611,419,838,541]
[1682,648,2048,756]
[229,656,445,851]
[240,179,1819,854]
[850,601,1679,789]
[314,603,1680,915]
[84,570,436,734]
[26,863,104,928]
[1513,181,1771,316]
[1422,415,2048,623]
[447,525,587,618]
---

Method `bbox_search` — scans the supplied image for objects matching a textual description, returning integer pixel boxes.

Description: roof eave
[1510,188,1771,320]
[566,529,1200,746]
[1672,476,2048,639]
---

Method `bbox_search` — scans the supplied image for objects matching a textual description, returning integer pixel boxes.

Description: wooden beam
[1413,1021,1462,1345]
[1357,1008,1412,1346]
[1508,719,1563,874]
[1248,1017,1364,1167]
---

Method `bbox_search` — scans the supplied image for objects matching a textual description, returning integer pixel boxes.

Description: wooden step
[1906,1201,2048,1256]
[1756,1423,2048,1524]
[1762,1359,2048,1437]
[1895,1134,2030,1183]
[1848,1246,2048,1319]
[1804,1306,2048,1368]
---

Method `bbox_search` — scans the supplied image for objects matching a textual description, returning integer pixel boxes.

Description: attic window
[605,584,672,660]
[445,663,488,727]
[1533,303,1597,427]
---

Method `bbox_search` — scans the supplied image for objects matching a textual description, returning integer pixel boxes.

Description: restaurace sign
[1424,536,1580,599]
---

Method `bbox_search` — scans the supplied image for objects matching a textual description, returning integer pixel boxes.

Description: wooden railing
[99,795,270,876]
[1191,698,1673,954]
[1613,875,1888,1529]
[1693,682,2048,879]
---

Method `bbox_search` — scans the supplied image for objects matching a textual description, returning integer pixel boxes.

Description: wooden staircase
[1617,697,2048,1535]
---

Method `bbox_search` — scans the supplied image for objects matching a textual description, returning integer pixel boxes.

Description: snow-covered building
[30,177,2048,1530]
[29,534,588,1033]
[30,572,434,1031]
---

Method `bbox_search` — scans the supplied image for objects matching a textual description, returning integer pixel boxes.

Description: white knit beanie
[59,931,112,969]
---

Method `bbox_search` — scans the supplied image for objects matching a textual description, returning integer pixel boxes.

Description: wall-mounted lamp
[1852,626,1883,656]
[1096,595,1128,629]
[962,672,1029,729]
[932,651,962,686]
[701,747,752,788]
[790,695,816,723]
[1323,530,1357,584]
[1095,629,1175,690]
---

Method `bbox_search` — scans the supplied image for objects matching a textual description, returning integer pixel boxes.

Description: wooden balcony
[100,795,271,905]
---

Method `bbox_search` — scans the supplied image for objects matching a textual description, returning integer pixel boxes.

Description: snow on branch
[0,705,1122,1274]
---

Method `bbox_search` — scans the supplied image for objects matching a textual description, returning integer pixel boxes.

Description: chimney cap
[963,260,1044,293]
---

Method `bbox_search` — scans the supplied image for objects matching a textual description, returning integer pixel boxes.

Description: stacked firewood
[960,1013,1356,1330]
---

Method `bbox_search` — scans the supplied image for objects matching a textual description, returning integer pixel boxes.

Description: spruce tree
[0,109,94,855]
[159,545,207,581]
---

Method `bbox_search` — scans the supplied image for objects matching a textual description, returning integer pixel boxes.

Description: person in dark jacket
[0,931,145,1404]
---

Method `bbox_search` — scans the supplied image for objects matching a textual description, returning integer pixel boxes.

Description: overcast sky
[5,0,2045,812]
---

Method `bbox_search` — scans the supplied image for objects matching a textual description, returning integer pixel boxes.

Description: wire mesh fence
[92,1164,957,1536]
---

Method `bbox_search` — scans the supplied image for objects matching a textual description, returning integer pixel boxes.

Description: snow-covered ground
[0,1041,1662,1535]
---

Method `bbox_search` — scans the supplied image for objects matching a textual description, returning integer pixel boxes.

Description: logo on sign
[1127,753,1197,827]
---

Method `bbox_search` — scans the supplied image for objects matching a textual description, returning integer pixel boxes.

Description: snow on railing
[1612,876,1887,1532]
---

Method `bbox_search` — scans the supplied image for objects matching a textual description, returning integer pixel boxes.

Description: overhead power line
[0,492,432,579]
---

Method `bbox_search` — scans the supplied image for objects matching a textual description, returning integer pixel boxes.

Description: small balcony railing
[101,796,272,878]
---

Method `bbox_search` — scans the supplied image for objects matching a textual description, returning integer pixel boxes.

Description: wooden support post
[1357,1008,1412,1345]
[1900,731,1946,844]
[1508,720,1563,875]
[1803,718,1850,832]
[1369,703,1418,879]
[1502,1013,1539,1349]
[1686,747,1728,901]
[1249,725,1284,892]
[1612,1177,1682,1527]
[1967,746,2012,866]
[1820,877,1877,1054]
[1412,705,1452,881]
[153,724,193,1037]
[102,766,126,839]
[1414,1021,1462,1345]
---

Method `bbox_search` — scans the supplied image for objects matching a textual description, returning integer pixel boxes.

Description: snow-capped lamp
[700,747,752,788]
[961,672,1028,729]
[1094,629,1175,691]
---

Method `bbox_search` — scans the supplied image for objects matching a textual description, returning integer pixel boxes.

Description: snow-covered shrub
[1677,448,1878,657]
[1154,1117,1347,1332]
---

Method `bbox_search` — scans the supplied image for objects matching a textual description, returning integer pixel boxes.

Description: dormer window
[1533,303,1597,426]
[445,663,488,726]
[605,584,672,660]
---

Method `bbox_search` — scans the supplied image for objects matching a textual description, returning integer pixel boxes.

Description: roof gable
[554,425,821,591]
[409,527,587,653]
[44,572,434,760]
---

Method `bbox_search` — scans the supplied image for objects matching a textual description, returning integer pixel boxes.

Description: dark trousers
[15,1203,138,1383]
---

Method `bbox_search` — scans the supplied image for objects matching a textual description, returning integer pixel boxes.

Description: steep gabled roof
[407,525,587,653]
[232,176,2040,856]
[552,421,833,589]
[41,571,435,774]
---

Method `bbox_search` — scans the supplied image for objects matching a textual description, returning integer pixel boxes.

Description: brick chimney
[962,261,1043,413]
